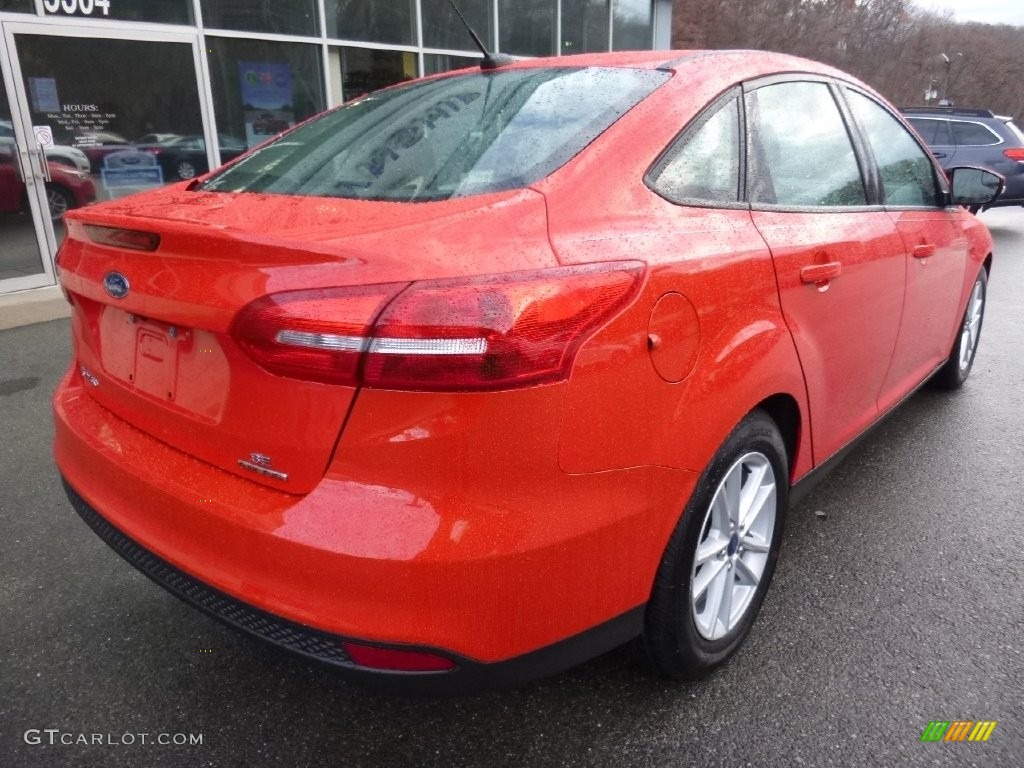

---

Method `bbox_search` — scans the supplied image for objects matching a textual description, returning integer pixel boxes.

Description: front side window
[847,91,940,208]
[906,117,954,146]
[203,67,668,202]
[950,120,1001,147]
[648,97,740,204]
[747,81,867,207]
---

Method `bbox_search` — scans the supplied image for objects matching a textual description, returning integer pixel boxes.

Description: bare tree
[672,0,1024,121]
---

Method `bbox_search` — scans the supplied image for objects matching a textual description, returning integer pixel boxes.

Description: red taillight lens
[84,225,161,251]
[341,642,456,672]
[1003,148,1024,161]
[364,262,644,390]
[232,262,644,391]
[231,284,407,386]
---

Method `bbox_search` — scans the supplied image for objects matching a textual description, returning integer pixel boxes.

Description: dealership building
[0,0,671,301]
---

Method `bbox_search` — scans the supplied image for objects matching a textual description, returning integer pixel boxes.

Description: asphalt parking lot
[1,209,1022,767]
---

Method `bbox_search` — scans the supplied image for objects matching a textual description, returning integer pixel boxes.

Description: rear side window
[1005,120,1024,144]
[746,81,867,207]
[847,91,940,208]
[202,67,669,202]
[950,120,1001,146]
[648,96,740,204]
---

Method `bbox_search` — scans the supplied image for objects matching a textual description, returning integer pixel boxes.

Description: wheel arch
[753,393,802,483]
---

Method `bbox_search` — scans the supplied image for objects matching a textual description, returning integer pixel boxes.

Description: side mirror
[949,166,1004,207]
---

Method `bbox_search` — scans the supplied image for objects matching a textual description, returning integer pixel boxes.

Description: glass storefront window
[612,0,653,51]
[339,47,417,101]
[423,53,480,76]
[562,0,611,55]
[1,78,48,283]
[327,0,417,46]
[0,0,34,13]
[200,0,318,36]
[498,0,556,57]
[16,34,204,193]
[37,0,193,24]
[421,0,493,51]
[207,37,325,157]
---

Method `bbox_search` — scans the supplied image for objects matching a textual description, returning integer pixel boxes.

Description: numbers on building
[43,0,111,16]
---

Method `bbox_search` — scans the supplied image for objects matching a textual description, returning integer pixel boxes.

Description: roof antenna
[446,0,515,70]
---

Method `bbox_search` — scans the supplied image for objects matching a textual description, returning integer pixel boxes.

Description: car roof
[424,50,873,107]
[901,107,999,119]
[492,49,854,78]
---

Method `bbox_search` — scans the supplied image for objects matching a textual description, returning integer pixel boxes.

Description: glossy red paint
[53,50,995,684]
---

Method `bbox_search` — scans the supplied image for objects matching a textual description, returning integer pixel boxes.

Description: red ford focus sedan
[53,50,1000,691]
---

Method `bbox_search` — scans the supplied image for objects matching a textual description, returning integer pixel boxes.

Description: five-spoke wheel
[691,452,777,641]
[933,268,987,390]
[645,409,788,679]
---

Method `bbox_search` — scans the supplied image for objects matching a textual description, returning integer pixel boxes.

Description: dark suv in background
[902,107,1024,211]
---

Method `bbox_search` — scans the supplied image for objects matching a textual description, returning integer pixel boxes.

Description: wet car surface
[52,50,998,692]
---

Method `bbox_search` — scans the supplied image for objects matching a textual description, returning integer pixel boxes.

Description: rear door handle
[913,243,936,259]
[931,151,947,159]
[800,262,842,284]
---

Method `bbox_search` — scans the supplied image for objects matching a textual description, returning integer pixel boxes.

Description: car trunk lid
[58,186,556,493]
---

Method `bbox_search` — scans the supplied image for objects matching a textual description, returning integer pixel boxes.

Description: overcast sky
[917,0,1024,26]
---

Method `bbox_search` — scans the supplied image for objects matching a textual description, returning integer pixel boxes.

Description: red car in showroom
[53,50,999,691]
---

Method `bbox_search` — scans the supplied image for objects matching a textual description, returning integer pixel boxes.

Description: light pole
[940,52,963,106]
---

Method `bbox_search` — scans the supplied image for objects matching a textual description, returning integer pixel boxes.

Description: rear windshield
[201,67,668,202]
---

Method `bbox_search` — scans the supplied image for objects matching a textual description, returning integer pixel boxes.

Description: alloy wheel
[958,277,985,371]
[690,452,777,641]
[47,188,70,220]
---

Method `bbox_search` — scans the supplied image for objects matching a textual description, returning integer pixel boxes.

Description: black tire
[931,268,987,390]
[45,184,75,221]
[176,159,197,180]
[644,409,788,679]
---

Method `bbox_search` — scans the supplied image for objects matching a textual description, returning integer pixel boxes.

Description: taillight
[232,262,644,391]
[231,284,406,386]
[1003,148,1024,162]
[84,225,161,251]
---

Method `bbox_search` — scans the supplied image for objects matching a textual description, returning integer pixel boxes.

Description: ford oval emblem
[103,272,130,299]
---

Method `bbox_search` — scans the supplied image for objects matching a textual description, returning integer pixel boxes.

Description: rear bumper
[53,366,692,688]
[62,479,643,694]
